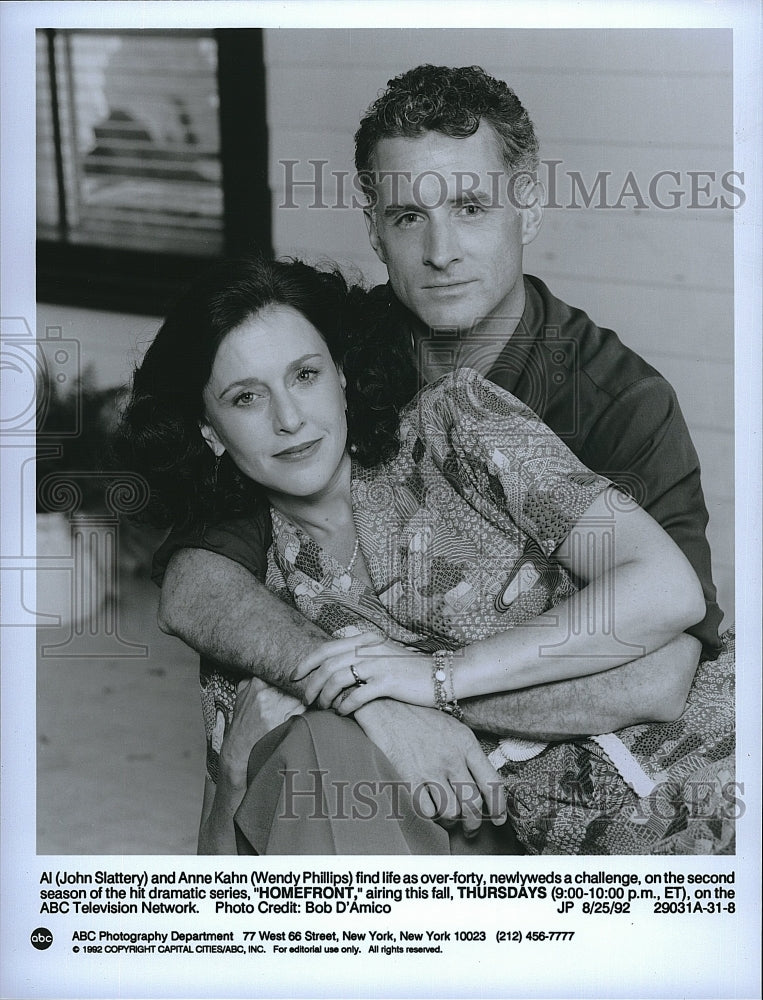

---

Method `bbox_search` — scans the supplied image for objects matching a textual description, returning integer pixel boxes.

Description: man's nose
[272,391,305,434]
[423,217,462,269]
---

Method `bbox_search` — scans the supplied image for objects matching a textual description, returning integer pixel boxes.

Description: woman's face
[200,305,348,502]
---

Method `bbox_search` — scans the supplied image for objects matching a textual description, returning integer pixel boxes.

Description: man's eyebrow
[458,188,494,203]
[382,202,422,218]
[381,190,495,218]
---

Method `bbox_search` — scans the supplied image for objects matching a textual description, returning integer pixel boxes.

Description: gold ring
[350,665,366,686]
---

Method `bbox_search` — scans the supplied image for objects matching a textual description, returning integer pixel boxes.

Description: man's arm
[198,775,240,854]
[159,547,325,696]
[581,378,723,658]
[161,548,699,742]
[460,633,700,739]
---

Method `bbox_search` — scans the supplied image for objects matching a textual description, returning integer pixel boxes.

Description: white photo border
[1,2,760,998]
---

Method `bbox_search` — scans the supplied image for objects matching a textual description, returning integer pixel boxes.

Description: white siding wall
[264,28,734,625]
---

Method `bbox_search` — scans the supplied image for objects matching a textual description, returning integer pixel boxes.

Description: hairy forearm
[460,633,700,740]
[158,548,328,698]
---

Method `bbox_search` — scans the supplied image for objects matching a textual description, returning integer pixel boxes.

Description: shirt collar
[484,275,544,395]
[386,276,548,395]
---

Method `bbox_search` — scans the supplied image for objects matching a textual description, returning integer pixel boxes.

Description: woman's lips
[273,438,321,460]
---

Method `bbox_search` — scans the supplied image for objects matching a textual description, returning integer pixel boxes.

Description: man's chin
[415,304,481,335]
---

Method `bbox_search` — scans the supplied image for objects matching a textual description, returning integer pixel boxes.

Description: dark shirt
[153,274,722,659]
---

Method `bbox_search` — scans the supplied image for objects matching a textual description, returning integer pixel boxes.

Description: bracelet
[431,649,464,721]
[431,651,449,711]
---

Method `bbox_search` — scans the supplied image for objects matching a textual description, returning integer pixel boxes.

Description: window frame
[36,28,272,316]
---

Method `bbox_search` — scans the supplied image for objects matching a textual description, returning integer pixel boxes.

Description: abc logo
[31,927,53,950]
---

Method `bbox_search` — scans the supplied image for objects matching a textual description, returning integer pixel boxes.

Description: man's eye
[459,203,484,217]
[395,212,422,228]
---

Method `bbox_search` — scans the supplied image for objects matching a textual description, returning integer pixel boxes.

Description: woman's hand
[291,633,435,714]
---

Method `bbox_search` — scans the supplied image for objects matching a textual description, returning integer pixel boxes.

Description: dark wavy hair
[116,255,415,529]
[344,284,420,471]
[354,64,539,199]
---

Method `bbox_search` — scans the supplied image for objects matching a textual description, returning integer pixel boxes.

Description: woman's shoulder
[406,367,544,427]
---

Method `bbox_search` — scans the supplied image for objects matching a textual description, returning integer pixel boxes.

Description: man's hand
[353,699,506,836]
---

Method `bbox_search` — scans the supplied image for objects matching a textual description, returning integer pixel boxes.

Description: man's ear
[364,208,386,264]
[519,180,544,246]
[199,421,225,458]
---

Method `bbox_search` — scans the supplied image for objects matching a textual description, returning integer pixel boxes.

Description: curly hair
[345,285,421,470]
[354,64,539,199]
[115,255,405,529]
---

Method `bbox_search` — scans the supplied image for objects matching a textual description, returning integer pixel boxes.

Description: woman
[119,255,734,855]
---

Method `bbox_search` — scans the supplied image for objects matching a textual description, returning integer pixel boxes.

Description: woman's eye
[232,391,258,407]
[296,367,319,383]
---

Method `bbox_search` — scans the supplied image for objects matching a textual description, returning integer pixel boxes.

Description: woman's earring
[349,443,358,456]
[213,454,222,490]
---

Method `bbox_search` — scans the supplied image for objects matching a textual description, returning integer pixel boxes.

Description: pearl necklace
[344,538,360,574]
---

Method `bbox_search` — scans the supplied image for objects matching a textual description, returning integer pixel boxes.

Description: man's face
[366,122,542,335]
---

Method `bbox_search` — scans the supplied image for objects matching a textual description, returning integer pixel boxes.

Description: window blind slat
[38,30,225,256]
[37,28,271,315]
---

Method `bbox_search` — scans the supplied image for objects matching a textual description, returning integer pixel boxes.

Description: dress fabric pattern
[495,629,735,854]
[203,369,735,854]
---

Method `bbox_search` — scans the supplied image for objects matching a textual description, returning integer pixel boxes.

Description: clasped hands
[290,632,507,835]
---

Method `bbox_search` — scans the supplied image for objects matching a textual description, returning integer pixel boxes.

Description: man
[155,65,722,852]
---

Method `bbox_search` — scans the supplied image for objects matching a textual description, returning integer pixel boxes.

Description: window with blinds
[37,29,271,314]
